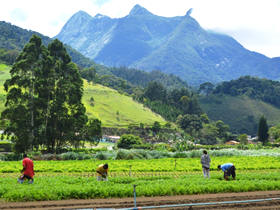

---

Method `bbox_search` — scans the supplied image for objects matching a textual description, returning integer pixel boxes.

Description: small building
[102,135,120,143]
[225,140,240,145]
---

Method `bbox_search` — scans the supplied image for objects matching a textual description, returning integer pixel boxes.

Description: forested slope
[200,83,280,135]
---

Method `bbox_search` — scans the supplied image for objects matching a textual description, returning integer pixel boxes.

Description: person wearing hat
[218,163,236,180]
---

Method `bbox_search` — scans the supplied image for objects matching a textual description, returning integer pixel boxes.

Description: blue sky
[0,0,279,58]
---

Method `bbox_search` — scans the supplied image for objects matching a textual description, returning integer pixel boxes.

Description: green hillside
[83,82,165,127]
[200,95,280,135]
[0,64,165,128]
[0,64,9,111]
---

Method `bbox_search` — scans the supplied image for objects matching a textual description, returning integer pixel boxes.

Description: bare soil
[1,191,280,210]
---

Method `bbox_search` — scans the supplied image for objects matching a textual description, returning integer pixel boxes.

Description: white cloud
[0,0,279,57]
[10,8,28,22]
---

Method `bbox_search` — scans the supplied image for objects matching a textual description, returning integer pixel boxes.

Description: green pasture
[0,64,10,112]
[83,81,165,127]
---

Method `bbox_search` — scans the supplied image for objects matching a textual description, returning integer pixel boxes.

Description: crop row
[1,171,280,201]
[1,170,277,179]
[0,156,279,173]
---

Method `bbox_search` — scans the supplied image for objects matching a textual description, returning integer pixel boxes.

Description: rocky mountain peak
[186,8,193,16]
[72,10,92,20]
[129,4,152,16]
[94,13,109,19]
[56,5,279,86]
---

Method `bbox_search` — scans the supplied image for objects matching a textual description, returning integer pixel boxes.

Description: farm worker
[96,163,109,181]
[17,154,34,184]
[200,150,211,178]
[218,163,236,181]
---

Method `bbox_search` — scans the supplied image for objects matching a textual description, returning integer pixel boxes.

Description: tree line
[110,67,188,90]
[212,76,280,107]
[80,66,189,96]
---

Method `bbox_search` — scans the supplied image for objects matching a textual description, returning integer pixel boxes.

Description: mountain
[0,21,188,91]
[56,4,280,86]
[0,21,95,68]
[0,63,166,127]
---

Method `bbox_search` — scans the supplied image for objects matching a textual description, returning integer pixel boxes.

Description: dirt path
[1,191,280,210]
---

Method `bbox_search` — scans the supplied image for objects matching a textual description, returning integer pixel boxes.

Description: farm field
[0,156,280,202]
[0,156,280,173]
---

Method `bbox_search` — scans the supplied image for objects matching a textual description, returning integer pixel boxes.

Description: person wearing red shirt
[17,154,34,184]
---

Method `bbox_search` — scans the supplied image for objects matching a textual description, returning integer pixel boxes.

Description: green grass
[0,64,10,112]
[200,94,280,134]
[83,81,165,127]
[0,63,165,128]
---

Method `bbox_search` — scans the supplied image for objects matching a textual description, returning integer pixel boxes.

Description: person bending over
[18,154,34,184]
[96,163,109,181]
[218,163,235,181]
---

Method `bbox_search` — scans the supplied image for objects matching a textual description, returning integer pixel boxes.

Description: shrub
[115,150,130,160]
[0,153,8,160]
[148,150,172,159]
[173,152,189,158]
[132,143,152,150]
[117,134,143,149]
[128,150,153,159]
[95,152,109,160]
[59,152,79,160]
[153,143,171,151]
[2,153,21,161]
[0,142,12,152]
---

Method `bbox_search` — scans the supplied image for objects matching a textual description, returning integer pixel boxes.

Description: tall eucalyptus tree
[2,35,49,152]
[2,35,88,153]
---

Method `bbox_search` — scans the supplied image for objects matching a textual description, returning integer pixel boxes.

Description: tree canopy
[213,76,280,107]
[258,116,269,145]
[117,134,143,149]
[2,35,88,153]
